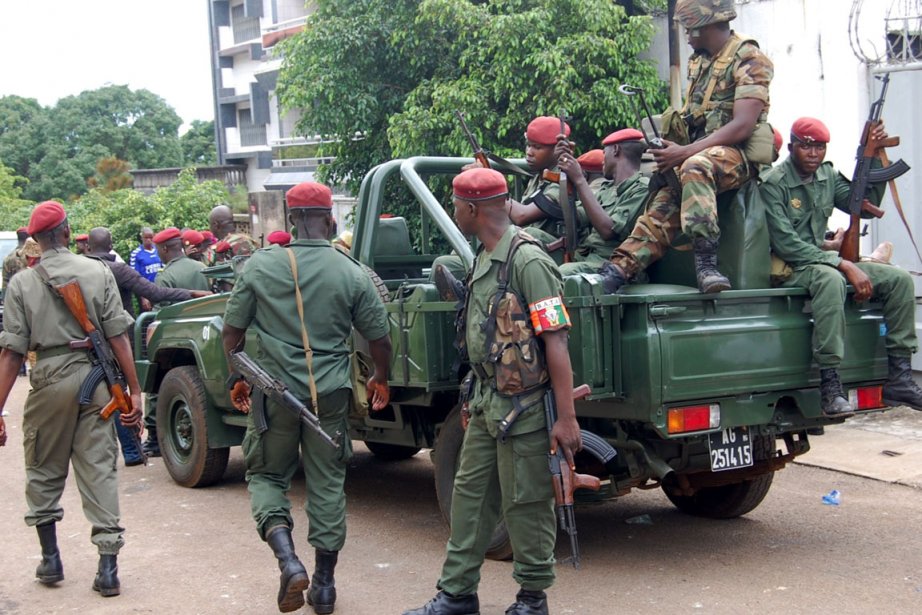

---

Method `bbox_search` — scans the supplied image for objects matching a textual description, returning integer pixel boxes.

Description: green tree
[0,160,33,230]
[278,0,667,194]
[181,120,218,166]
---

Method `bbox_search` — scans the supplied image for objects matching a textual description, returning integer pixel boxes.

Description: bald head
[88,227,112,253]
[209,205,234,239]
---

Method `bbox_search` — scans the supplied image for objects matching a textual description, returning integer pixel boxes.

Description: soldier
[2,226,29,291]
[267,230,292,247]
[74,233,89,255]
[761,117,922,416]
[557,129,650,275]
[404,168,581,615]
[209,204,258,257]
[0,201,142,597]
[598,0,774,294]
[222,181,392,614]
[576,149,606,190]
[182,229,205,261]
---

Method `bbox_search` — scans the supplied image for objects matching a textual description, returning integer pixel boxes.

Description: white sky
[0,1,214,130]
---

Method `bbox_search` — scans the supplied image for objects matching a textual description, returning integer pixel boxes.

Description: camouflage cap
[674,0,737,29]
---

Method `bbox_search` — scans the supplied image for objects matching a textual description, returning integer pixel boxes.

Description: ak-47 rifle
[840,72,910,263]
[229,350,341,450]
[454,110,532,178]
[556,111,579,263]
[52,279,147,465]
[618,84,684,197]
[545,384,601,569]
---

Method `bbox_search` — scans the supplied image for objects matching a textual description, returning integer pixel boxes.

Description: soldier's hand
[460,403,471,431]
[839,260,873,301]
[822,227,845,251]
[871,121,888,144]
[120,393,144,429]
[558,153,583,180]
[550,415,583,470]
[230,379,252,413]
[140,297,153,312]
[0,416,7,447]
[190,291,213,298]
[367,374,390,411]
[554,135,574,160]
[651,139,689,172]
[461,160,487,172]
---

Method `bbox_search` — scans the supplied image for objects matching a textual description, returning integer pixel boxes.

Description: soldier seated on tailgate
[556,129,650,276]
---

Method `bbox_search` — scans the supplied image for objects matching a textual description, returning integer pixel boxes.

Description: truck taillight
[667,404,720,434]
[848,386,885,411]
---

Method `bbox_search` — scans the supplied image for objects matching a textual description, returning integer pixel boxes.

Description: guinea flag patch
[529,296,571,334]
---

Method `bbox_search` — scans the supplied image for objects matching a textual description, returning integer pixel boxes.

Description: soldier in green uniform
[222,181,392,614]
[599,0,774,294]
[557,129,650,275]
[760,117,922,416]
[2,226,29,292]
[405,168,582,615]
[209,204,258,257]
[0,201,142,598]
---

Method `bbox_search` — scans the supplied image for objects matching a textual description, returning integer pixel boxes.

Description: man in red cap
[576,149,605,189]
[223,180,392,614]
[0,201,142,598]
[266,230,292,247]
[557,129,650,275]
[181,229,205,261]
[599,1,773,295]
[406,168,581,615]
[761,117,922,416]
[74,233,89,255]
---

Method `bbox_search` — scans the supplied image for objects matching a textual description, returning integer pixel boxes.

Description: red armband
[528,296,571,334]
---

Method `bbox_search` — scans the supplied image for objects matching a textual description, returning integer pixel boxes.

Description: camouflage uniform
[223,231,259,257]
[611,32,773,278]
[2,246,27,291]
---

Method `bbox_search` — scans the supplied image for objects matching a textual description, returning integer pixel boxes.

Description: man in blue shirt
[129,227,161,282]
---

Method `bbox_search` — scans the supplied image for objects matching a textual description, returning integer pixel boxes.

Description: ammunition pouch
[769,254,793,286]
[742,122,775,166]
[349,349,373,418]
[486,288,549,396]
[659,107,691,146]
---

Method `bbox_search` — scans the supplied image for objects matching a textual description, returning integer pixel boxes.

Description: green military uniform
[0,248,133,554]
[154,255,210,302]
[223,240,388,549]
[560,173,649,275]
[521,170,589,245]
[2,246,27,292]
[761,157,917,366]
[612,32,773,277]
[439,225,570,595]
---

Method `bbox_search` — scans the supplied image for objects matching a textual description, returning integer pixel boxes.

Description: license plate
[708,427,753,472]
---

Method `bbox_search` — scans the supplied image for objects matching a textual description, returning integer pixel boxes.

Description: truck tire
[433,405,513,561]
[360,262,390,303]
[663,435,775,519]
[156,366,229,488]
[364,441,421,461]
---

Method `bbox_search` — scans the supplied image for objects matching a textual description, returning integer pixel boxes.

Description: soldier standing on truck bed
[0,201,142,598]
[760,117,922,416]
[404,168,582,615]
[222,181,392,614]
[598,0,774,294]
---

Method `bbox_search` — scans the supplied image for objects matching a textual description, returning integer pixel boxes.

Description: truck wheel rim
[171,401,194,455]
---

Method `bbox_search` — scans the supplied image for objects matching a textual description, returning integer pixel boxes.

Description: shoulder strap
[286,248,321,415]
[700,34,746,111]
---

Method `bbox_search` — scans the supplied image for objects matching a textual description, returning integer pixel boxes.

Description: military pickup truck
[135,157,891,559]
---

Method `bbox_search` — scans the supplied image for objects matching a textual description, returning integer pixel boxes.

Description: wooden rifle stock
[55,281,98,335]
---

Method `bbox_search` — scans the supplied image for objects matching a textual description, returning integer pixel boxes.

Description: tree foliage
[87,157,134,192]
[278,0,667,193]
[0,161,32,230]
[181,120,219,166]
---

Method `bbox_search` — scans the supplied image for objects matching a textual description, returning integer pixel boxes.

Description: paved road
[1,377,922,614]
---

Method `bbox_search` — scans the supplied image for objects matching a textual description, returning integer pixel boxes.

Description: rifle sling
[486,153,533,178]
[878,150,922,267]
[286,248,321,415]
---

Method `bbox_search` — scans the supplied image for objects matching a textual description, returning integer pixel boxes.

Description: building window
[232,4,260,44]
[239,109,266,146]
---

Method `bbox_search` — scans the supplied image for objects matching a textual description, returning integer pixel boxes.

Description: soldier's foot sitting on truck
[598,261,628,294]
[820,368,855,417]
[434,264,466,303]
[402,590,480,615]
[882,356,922,411]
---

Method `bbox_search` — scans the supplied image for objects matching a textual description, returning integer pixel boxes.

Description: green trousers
[22,363,124,555]
[242,388,353,551]
[783,262,918,367]
[438,410,556,595]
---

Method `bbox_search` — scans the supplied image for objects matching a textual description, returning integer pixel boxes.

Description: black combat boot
[403,590,480,615]
[693,237,731,294]
[35,523,64,585]
[882,355,922,411]
[598,261,628,295]
[141,427,161,458]
[505,589,548,615]
[92,554,120,597]
[434,264,466,303]
[307,549,338,614]
[266,526,310,613]
[820,368,854,417]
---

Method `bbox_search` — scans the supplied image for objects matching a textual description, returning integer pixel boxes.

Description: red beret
[526,116,571,145]
[16,226,28,233]
[602,128,645,146]
[215,240,232,254]
[286,181,333,209]
[267,230,292,246]
[791,117,830,144]
[27,201,67,235]
[201,230,215,244]
[153,227,181,244]
[452,168,509,202]
[75,234,89,242]
[772,128,783,151]
[182,229,204,246]
[576,149,604,173]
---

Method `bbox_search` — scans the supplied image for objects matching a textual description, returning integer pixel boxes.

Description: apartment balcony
[262,16,307,49]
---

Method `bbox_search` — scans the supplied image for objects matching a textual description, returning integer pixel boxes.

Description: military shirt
[223,232,258,257]
[761,156,886,270]
[154,255,210,306]
[0,248,132,388]
[522,170,589,240]
[685,32,773,139]
[575,173,649,263]
[224,239,389,400]
[2,247,26,290]
[465,225,570,436]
